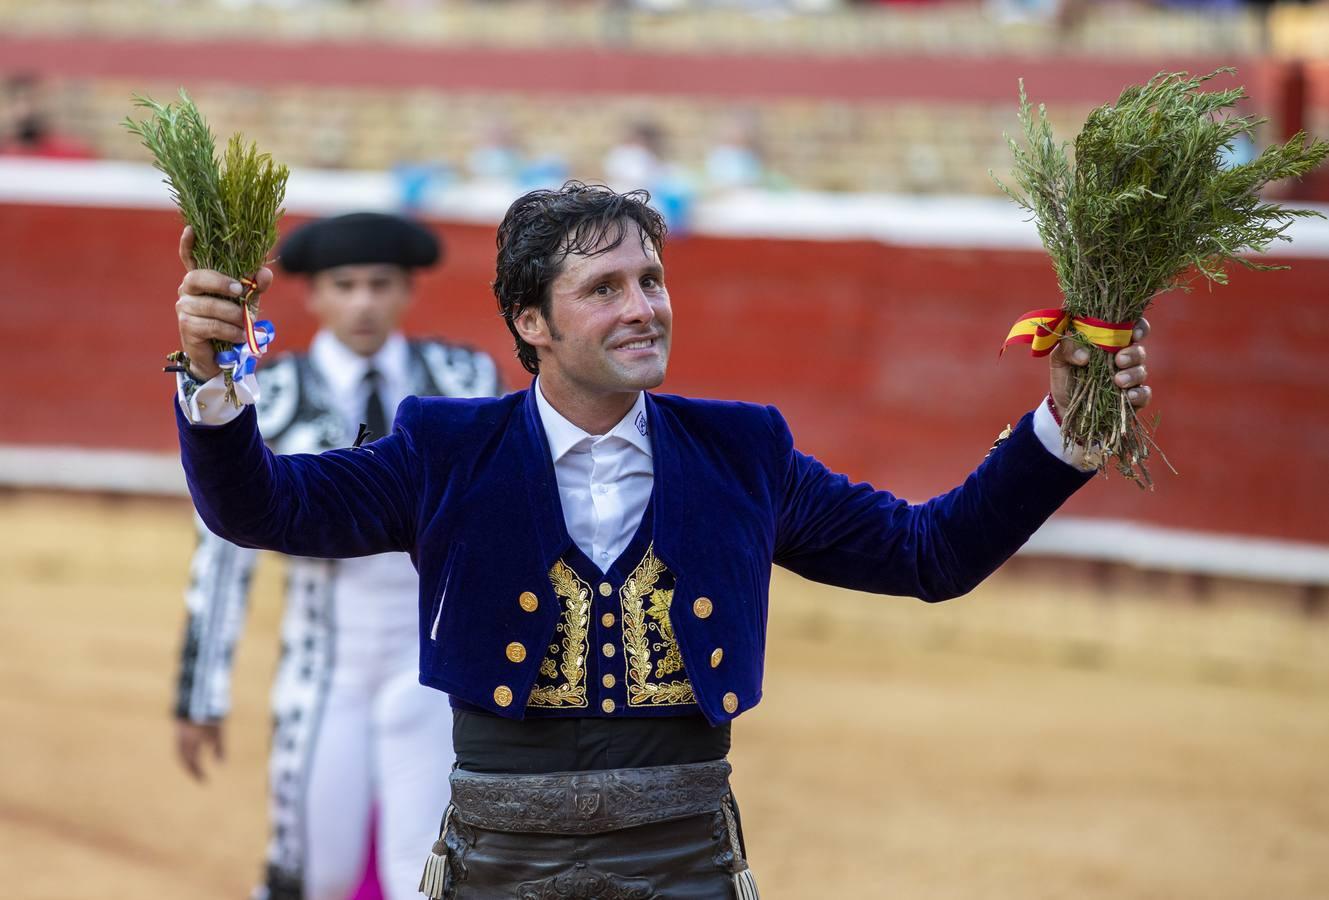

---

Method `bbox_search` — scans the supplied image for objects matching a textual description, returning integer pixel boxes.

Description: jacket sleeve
[173,515,260,721]
[772,407,1092,601]
[177,394,426,558]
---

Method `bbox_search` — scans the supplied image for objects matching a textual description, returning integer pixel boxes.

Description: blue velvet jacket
[177,386,1091,725]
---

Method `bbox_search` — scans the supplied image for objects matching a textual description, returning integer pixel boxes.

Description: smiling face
[306,263,413,357]
[515,221,672,430]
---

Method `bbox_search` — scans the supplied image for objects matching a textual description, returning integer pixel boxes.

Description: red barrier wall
[2,202,1326,544]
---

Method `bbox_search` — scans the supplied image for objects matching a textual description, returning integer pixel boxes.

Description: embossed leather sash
[448,760,733,835]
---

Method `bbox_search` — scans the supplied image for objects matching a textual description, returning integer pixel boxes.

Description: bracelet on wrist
[1046,394,1063,426]
[164,350,206,383]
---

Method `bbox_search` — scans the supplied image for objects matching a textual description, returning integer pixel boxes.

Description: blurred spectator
[468,116,526,184]
[985,0,1064,19]
[392,158,454,213]
[0,74,95,160]
[465,116,569,192]
[603,119,696,229]
[704,110,793,192]
[705,111,769,192]
[604,120,671,190]
[1149,0,1242,8]
[518,153,572,191]
[985,0,1098,29]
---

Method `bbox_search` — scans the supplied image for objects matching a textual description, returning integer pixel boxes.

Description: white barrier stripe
[0,444,188,495]
[3,158,1327,256]
[1022,518,1329,586]
[2,443,1326,584]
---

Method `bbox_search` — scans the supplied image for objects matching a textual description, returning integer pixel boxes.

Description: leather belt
[448,760,733,835]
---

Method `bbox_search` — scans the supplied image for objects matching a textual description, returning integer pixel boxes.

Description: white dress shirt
[533,379,656,568]
[308,329,414,432]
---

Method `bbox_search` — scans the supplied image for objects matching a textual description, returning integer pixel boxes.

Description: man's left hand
[1049,317,1152,417]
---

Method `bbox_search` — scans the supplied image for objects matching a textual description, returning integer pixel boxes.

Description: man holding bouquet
[171,182,1150,898]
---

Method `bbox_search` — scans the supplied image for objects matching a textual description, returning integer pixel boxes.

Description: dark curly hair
[494,182,668,375]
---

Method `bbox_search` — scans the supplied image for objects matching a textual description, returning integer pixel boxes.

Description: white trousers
[266,615,454,900]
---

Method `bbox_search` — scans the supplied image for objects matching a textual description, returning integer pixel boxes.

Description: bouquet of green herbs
[124,89,288,405]
[995,69,1327,485]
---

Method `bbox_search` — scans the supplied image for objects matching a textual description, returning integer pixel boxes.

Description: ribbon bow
[215,303,275,400]
[1001,308,1135,357]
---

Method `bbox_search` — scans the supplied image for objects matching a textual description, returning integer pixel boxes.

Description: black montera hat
[278,212,442,274]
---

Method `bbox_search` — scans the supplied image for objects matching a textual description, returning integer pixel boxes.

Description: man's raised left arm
[772,322,1151,600]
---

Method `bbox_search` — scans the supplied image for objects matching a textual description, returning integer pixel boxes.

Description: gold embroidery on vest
[647,589,685,678]
[527,560,590,708]
[621,544,695,707]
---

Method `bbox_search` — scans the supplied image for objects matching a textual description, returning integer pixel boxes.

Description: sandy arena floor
[2,491,1326,899]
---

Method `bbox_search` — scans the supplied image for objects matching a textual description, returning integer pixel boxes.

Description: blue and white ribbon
[215,316,275,403]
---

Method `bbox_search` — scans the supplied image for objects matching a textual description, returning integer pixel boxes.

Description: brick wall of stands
[2,34,1326,199]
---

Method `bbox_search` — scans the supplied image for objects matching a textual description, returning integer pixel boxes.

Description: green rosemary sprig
[124,89,288,402]
[994,69,1328,485]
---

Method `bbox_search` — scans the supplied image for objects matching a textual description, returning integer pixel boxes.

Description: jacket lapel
[644,393,688,576]
[518,385,574,572]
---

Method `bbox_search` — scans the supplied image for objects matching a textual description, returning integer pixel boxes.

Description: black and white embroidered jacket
[173,338,502,721]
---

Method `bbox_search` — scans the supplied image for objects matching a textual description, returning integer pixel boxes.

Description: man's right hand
[175,719,226,781]
[175,226,274,381]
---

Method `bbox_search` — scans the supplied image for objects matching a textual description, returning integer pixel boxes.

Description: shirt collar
[310,330,410,394]
[534,378,652,463]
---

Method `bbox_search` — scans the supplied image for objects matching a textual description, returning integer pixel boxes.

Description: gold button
[602,673,616,689]
[693,596,713,619]
[518,591,539,612]
[722,692,738,714]
[598,582,613,597]
[601,612,616,628]
[505,642,526,663]
[710,648,723,668]
[601,698,616,714]
[493,685,513,707]
[602,642,616,658]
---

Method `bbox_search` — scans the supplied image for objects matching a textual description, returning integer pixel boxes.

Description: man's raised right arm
[174,228,419,559]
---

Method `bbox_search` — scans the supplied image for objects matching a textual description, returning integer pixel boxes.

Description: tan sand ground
[2,491,1326,899]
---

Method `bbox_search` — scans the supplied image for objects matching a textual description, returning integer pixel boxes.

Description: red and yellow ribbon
[1001,308,1135,357]
[242,302,262,355]
[239,277,261,355]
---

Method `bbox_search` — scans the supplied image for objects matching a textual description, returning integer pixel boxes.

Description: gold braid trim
[527,560,590,708]
[620,544,695,707]
[647,589,685,678]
